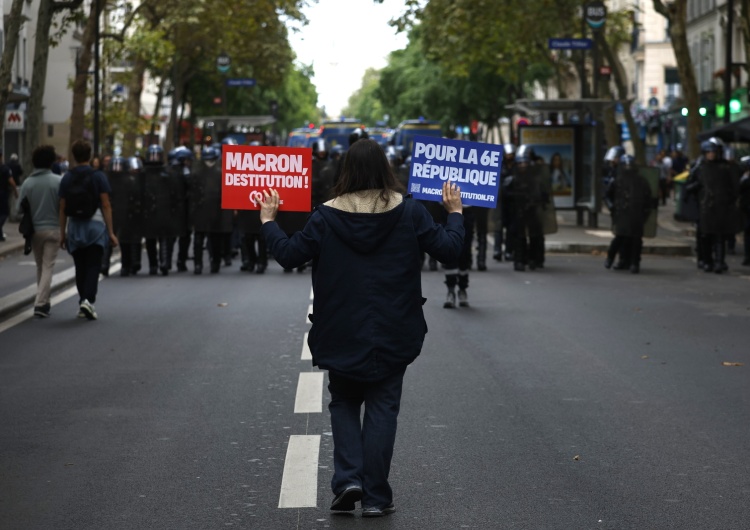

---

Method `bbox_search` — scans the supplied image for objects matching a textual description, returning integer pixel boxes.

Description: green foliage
[342,69,385,126]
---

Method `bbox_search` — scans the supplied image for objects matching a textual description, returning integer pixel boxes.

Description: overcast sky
[288,0,410,119]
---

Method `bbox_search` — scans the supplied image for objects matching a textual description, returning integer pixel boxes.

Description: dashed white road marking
[301,332,312,360]
[310,287,314,300]
[278,435,321,508]
[294,372,324,413]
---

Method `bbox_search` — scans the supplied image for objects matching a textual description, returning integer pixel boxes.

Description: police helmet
[700,137,724,155]
[249,140,262,146]
[312,138,329,158]
[386,145,401,163]
[348,127,368,146]
[515,144,535,164]
[109,156,128,172]
[503,143,516,156]
[201,145,220,161]
[604,145,625,163]
[740,155,750,171]
[221,137,239,145]
[330,144,345,159]
[127,156,144,173]
[146,144,164,165]
[723,146,736,162]
[619,154,636,168]
[168,146,193,166]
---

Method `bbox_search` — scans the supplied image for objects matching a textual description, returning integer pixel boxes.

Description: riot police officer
[685,138,739,273]
[603,154,654,273]
[169,146,194,272]
[190,145,233,274]
[503,145,550,271]
[494,143,516,262]
[106,156,146,276]
[739,156,750,266]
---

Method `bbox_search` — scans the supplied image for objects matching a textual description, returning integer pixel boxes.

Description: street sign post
[216,53,231,74]
[548,38,593,50]
[226,78,256,87]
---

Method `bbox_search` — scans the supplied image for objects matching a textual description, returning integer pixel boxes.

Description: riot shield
[611,167,654,238]
[699,162,740,235]
[640,167,659,238]
[141,166,186,238]
[538,165,558,235]
[191,163,233,233]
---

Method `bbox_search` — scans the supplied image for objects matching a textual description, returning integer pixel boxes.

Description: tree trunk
[122,57,147,154]
[68,1,100,159]
[653,0,701,159]
[149,74,167,145]
[23,0,56,174]
[595,32,647,165]
[0,0,26,145]
[740,0,750,93]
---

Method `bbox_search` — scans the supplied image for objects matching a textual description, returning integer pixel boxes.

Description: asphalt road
[1,253,749,529]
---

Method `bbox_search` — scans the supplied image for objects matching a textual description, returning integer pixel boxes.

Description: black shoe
[149,267,158,276]
[703,263,714,273]
[132,264,141,274]
[604,258,613,269]
[362,504,396,517]
[33,304,50,318]
[176,262,188,272]
[443,290,456,308]
[504,251,513,261]
[194,265,203,275]
[630,264,640,274]
[160,267,169,276]
[120,269,130,277]
[477,262,487,271]
[528,261,537,271]
[493,253,503,262]
[255,263,267,274]
[100,268,109,277]
[223,258,232,267]
[613,262,628,270]
[210,262,221,274]
[513,262,525,272]
[240,262,255,272]
[714,262,728,274]
[330,486,362,512]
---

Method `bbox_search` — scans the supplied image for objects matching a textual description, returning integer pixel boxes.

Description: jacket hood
[317,190,404,254]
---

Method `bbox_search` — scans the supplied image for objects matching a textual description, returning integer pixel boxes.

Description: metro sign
[5,110,25,131]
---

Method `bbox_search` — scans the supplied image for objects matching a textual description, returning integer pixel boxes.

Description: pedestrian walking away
[0,149,19,241]
[258,139,465,518]
[59,139,119,320]
[15,145,63,317]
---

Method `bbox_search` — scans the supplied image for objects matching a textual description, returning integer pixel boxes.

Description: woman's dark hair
[71,139,93,163]
[32,145,57,169]
[331,139,405,202]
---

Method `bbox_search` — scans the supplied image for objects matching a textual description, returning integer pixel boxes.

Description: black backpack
[64,169,98,219]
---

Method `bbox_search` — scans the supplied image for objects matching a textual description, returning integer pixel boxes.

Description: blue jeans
[328,367,406,509]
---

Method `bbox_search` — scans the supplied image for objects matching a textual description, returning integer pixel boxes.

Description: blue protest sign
[407,135,503,208]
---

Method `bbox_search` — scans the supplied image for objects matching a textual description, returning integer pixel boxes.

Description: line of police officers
[102,133,748,288]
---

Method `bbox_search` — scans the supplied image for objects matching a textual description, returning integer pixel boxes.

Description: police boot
[443,274,458,308]
[256,243,268,274]
[714,241,728,273]
[477,240,487,271]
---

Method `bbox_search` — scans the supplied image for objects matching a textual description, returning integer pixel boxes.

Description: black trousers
[73,244,104,304]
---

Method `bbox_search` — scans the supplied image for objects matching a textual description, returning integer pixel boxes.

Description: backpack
[64,169,98,219]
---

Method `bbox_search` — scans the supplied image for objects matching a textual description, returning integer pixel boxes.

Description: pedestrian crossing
[277,286,323,509]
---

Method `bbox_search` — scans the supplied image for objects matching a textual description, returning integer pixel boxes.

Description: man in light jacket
[16,145,63,317]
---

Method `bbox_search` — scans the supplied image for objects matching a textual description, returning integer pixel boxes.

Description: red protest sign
[221,145,312,211]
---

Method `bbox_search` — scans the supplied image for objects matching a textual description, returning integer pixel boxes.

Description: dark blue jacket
[262,195,464,382]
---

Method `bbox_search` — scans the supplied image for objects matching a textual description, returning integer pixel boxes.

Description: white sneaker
[79,299,98,320]
[443,290,456,309]
[77,310,86,319]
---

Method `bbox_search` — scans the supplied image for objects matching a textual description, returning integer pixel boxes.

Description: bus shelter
[507,99,614,228]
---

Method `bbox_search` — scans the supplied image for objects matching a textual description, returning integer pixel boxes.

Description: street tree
[24,0,84,175]
[0,0,28,150]
[652,0,701,159]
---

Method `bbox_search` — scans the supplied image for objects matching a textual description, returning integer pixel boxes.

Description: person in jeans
[259,139,464,518]
[59,140,118,320]
[15,145,62,317]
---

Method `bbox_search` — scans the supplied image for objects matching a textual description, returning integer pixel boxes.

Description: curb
[0,267,78,320]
